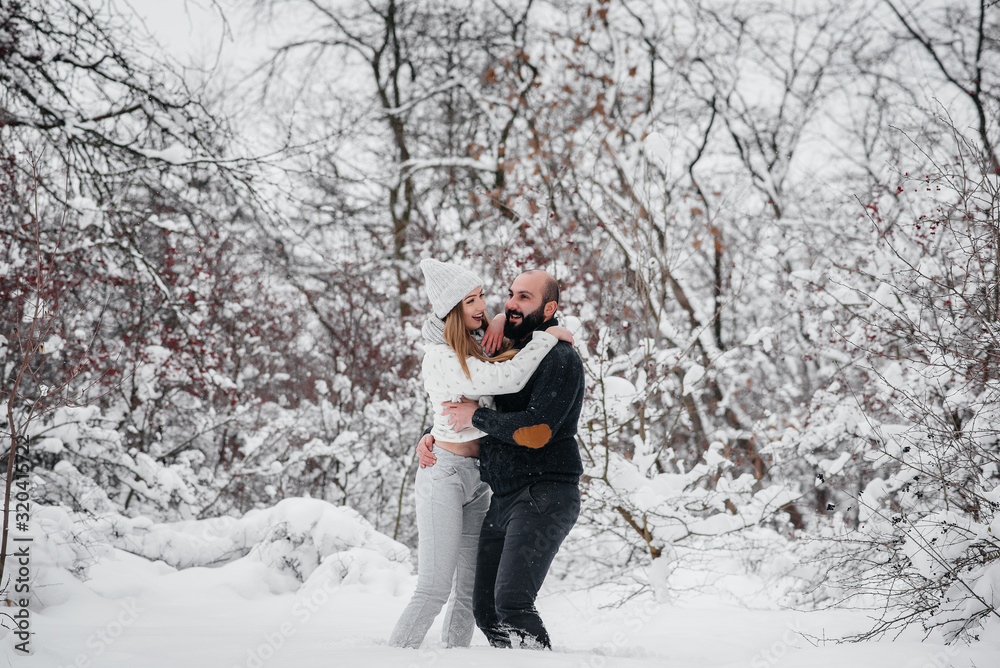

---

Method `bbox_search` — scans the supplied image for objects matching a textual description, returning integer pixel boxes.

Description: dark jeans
[472,481,581,649]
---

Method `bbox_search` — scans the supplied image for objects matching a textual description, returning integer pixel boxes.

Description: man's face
[504,273,549,340]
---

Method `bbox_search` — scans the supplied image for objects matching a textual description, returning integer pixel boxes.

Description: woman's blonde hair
[443,302,517,379]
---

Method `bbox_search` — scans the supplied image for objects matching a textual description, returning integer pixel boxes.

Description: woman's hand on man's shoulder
[546,326,575,345]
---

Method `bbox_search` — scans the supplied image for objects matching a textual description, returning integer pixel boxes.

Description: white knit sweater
[422,330,559,443]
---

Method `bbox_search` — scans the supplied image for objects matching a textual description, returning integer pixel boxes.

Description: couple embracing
[388,259,585,651]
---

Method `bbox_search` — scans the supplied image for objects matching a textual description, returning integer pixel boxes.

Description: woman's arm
[482,313,506,355]
[423,331,559,396]
[546,326,574,345]
[483,318,572,354]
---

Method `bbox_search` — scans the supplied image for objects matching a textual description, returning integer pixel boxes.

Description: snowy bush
[14,497,411,611]
[775,130,1000,640]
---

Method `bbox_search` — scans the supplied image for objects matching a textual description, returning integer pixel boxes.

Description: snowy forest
[1,0,999,665]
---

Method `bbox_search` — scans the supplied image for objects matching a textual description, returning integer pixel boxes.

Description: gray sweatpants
[389,448,491,648]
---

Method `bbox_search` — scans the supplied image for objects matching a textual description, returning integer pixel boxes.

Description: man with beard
[416,269,585,650]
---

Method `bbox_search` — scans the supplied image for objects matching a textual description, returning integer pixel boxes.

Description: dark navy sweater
[472,319,585,496]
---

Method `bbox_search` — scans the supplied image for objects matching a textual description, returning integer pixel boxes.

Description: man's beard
[504,304,548,341]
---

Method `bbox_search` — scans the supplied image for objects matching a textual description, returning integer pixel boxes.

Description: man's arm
[468,347,582,449]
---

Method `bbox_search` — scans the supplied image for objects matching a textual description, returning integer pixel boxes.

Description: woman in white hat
[388,258,573,649]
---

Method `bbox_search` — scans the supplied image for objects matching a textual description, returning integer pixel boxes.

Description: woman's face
[461,287,486,331]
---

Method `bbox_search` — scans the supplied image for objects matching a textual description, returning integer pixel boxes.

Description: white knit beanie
[420,258,483,319]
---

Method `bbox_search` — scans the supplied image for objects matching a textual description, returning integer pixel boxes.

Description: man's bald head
[521,270,560,309]
[504,270,562,341]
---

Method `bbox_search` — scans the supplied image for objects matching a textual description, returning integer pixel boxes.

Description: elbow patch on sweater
[513,424,552,449]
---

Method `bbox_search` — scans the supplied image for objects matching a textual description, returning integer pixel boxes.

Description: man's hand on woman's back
[417,433,437,467]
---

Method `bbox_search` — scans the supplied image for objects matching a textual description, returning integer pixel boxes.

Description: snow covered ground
[4,498,998,668]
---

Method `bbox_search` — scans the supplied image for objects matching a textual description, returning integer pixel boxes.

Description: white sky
[119,0,300,144]
[122,0,233,63]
